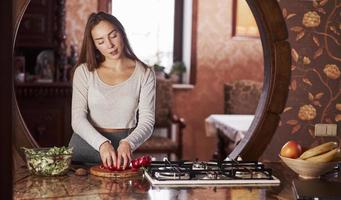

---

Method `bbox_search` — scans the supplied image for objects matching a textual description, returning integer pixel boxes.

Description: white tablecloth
[205,114,254,144]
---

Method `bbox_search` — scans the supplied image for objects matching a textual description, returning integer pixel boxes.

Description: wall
[65,0,98,54]
[173,0,264,160]
[262,0,341,160]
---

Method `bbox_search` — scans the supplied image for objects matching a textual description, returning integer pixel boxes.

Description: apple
[280,140,302,159]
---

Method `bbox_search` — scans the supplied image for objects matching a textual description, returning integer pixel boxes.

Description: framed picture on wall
[232,0,260,39]
[14,56,25,82]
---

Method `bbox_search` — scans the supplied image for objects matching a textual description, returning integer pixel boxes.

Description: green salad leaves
[22,146,73,176]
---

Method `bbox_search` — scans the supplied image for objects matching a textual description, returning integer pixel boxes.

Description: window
[110,0,194,84]
[112,0,174,72]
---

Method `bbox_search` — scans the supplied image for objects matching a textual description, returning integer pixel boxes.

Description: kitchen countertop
[13,162,341,200]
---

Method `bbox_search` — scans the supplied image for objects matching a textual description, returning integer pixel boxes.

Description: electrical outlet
[326,124,338,136]
[314,124,337,136]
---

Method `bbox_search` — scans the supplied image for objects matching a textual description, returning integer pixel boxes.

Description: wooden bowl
[279,155,338,179]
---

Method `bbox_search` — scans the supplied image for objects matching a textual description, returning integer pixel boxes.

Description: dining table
[205,114,254,160]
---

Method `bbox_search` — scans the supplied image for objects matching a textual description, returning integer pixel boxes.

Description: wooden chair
[224,80,262,115]
[136,78,186,160]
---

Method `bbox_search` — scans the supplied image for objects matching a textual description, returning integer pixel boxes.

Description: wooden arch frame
[12,0,291,161]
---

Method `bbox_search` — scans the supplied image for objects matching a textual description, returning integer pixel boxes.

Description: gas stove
[144,160,280,187]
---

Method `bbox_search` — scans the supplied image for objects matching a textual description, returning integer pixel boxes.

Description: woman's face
[91,20,125,60]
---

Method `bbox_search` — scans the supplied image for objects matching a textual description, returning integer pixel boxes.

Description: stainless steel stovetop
[144,160,280,187]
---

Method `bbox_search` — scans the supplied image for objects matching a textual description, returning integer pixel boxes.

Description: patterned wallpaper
[173,0,264,160]
[262,0,341,160]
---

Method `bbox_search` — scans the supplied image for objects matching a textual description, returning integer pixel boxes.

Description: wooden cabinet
[15,0,67,80]
[15,83,72,147]
[16,0,56,48]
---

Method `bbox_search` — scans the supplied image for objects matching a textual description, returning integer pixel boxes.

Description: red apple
[280,140,302,159]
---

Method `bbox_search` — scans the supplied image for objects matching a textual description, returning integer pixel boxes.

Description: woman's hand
[99,141,117,168]
[117,140,132,170]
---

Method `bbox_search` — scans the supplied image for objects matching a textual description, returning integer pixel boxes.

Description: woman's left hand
[117,140,132,170]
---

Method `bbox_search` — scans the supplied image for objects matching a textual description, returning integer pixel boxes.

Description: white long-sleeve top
[71,61,156,151]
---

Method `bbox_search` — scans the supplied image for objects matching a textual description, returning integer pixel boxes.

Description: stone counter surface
[14,162,341,200]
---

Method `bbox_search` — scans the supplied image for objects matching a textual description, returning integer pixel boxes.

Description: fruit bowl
[22,146,73,176]
[279,155,338,179]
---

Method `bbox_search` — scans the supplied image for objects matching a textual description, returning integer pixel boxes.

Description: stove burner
[200,172,229,180]
[154,166,190,180]
[158,167,186,171]
[187,161,219,170]
[192,162,208,170]
[155,172,190,180]
[235,171,268,179]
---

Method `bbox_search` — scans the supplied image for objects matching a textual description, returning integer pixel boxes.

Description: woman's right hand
[99,141,117,168]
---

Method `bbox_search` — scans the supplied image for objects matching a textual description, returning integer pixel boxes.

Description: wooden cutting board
[89,165,142,178]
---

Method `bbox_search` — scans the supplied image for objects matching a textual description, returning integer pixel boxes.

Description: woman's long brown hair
[76,12,147,72]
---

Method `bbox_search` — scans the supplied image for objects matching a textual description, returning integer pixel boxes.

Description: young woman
[69,12,155,170]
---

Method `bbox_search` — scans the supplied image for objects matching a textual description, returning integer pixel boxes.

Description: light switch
[315,124,337,136]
